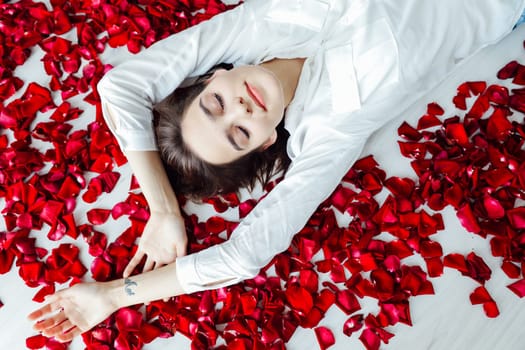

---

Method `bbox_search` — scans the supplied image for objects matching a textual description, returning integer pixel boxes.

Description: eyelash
[214,93,224,110]
[211,93,249,141]
[237,126,249,138]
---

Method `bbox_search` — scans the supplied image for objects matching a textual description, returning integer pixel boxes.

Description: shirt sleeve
[174,0,525,294]
[175,105,392,293]
[97,1,263,151]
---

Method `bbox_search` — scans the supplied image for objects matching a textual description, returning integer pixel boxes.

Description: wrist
[125,150,182,215]
[149,207,183,220]
[105,279,128,309]
[105,264,184,307]
[143,181,181,216]
[148,201,182,216]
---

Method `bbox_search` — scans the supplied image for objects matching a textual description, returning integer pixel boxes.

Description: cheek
[260,120,277,140]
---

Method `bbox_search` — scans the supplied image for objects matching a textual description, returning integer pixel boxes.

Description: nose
[231,96,253,118]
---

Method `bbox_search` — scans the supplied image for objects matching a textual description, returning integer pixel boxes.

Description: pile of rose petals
[398,61,525,301]
[1,1,525,349]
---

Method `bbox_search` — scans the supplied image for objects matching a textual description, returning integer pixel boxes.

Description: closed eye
[237,126,249,139]
[214,93,224,110]
[198,94,246,152]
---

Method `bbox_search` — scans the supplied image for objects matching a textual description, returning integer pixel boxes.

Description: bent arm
[96,1,265,151]
[102,104,182,215]
[175,120,376,293]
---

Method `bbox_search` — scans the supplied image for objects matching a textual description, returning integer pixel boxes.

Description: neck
[260,58,305,107]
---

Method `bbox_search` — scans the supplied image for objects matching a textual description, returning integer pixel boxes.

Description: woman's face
[181,65,285,165]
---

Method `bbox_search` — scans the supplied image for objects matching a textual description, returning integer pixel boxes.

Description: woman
[28,0,525,342]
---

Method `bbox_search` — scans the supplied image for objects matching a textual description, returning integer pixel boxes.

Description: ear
[261,129,278,150]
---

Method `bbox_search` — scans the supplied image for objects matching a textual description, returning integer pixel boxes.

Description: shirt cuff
[175,242,244,294]
[113,129,159,151]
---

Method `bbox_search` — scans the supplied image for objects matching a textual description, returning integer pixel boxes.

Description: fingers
[124,246,183,278]
[27,301,61,321]
[56,326,82,343]
[142,256,155,273]
[123,251,145,278]
[27,289,85,343]
[42,319,74,338]
[33,310,67,331]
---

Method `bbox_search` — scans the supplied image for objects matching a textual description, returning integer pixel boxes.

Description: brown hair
[154,63,291,199]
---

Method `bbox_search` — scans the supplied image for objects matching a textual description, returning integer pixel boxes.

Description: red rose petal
[427,102,445,116]
[398,122,422,141]
[285,284,313,315]
[425,257,444,277]
[444,253,468,274]
[239,199,257,218]
[507,279,525,298]
[466,252,491,284]
[506,207,525,229]
[370,269,395,301]
[115,307,143,332]
[398,141,428,159]
[359,328,381,350]
[501,261,521,279]
[32,284,55,302]
[470,286,492,304]
[87,208,111,225]
[417,114,443,130]
[40,200,64,226]
[205,216,226,234]
[497,60,519,79]
[420,240,443,258]
[26,334,48,349]
[469,287,500,318]
[513,64,525,84]
[315,289,336,313]
[343,314,363,337]
[509,92,525,113]
[468,81,487,95]
[483,301,500,318]
[445,123,469,147]
[91,257,112,281]
[314,326,335,350]
[457,203,481,233]
[335,289,360,314]
[487,85,510,105]
[482,195,505,219]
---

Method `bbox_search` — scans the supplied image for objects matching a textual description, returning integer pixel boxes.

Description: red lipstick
[245,82,267,111]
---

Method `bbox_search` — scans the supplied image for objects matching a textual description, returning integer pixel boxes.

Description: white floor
[2,8,525,350]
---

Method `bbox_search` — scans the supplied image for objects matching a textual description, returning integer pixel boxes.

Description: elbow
[240,264,261,282]
[96,76,120,134]
[96,73,112,98]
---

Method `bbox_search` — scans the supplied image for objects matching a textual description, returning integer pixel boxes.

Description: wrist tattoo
[124,278,137,296]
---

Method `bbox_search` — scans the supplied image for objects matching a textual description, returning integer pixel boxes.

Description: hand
[27,282,115,342]
[124,211,187,278]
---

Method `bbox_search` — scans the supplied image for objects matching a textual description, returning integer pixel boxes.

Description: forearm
[106,262,184,308]
[104,102,181,215]
[125,150,181,215]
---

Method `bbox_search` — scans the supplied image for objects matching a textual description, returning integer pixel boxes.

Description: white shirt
[97,0,525,293]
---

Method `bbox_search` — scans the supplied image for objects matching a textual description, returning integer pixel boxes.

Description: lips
[245,82,267,111]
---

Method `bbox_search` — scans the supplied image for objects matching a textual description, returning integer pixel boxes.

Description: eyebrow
[199,97,244,151]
